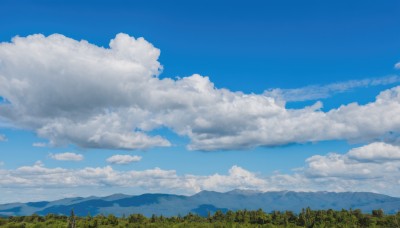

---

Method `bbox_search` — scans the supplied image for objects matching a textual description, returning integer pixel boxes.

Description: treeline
[1,208,400,227]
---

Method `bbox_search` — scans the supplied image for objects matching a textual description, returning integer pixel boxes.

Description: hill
[1,190,399,217]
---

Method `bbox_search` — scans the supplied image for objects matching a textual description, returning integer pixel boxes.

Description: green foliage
[67,209,76,228]
[0,208,399,227]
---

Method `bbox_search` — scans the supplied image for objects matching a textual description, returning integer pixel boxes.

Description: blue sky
[0,0,400,203]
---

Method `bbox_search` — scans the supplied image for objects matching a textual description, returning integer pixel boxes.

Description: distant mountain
[0,190,399,217]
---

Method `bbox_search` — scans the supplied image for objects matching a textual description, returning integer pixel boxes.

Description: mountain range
[1,190,399,217]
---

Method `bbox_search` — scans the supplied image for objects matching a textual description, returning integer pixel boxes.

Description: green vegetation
[1,208,399,227]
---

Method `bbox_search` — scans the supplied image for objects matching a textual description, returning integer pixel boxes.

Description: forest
[0,208,399,227]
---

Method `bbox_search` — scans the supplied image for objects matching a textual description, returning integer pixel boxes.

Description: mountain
[0,190,399,217]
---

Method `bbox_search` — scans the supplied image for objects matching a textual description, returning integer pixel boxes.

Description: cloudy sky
[1,0,400,203]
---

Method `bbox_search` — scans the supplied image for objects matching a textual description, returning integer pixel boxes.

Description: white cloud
[1,142,400,198]
[0,33,169,150]
[1,33,400,151]
[299,142,400,196]
[192,165,267,193]
[264,75,400,102]
[304,142,400,178]
[32,142,47,147]
[49,152,84,161]
[395,62,400,69]
[347,142,400,162]
[0,134,6,142]
[0,163,266,194]
[183,85,400,150]
[106,154,142,164]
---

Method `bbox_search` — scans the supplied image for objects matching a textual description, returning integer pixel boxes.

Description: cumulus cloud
[1,142,400,198]
[106,154,142,164]
[190,166,268,193]
[264,75,400,102]
[7,134,400,202]
[0,33,169,150]
[1,33,400,151]
[183,86,400,150]
[0,163,264,193]
[0,134,6,142]
[304,142,400,179]
[347,142,400,162]
[49,152,84,161]
[395,62,400,69]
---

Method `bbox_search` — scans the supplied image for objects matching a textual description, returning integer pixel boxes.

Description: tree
[212,210,225,222]
[372,209,384,218]
[304,207,315,227]
[67,209,76,228]
[107,214,118,225]
[225,210,235,223]
[128,213,147,224]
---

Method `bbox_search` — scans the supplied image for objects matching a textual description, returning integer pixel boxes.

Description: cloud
[0,33,170,150]
[191,166,267,192]
[347,142,400,162]
[49,152,84,161]
[1,142,400,198]
[32,142,47,147]
[264,75,400,102]
[0,134,6,142]
[304,142,400,179]
[395,62,400,69]
[0,163,266,194]
[298,142,400,197]
[106,154,142,164]
[1,33,400,151]
[183,86,400,150]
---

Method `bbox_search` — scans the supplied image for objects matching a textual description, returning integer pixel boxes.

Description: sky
[0,0,400,203]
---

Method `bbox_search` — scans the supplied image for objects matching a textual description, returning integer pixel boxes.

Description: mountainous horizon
[1,190,399,217]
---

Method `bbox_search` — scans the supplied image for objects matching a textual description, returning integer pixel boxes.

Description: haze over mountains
[1,190,399,217]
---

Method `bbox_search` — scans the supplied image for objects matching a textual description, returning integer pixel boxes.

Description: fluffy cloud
[49,152,84,161]
[0,33,169,150]
[182,85,400,150]
[395,62,400,69]
[305,142,400,178]
[347,142,400,162]
[1,142,400,199]
[190,166,268,193]
[0,163,264,193]
[1,33,400,151]
[106,154,142,164]
[0,134,6,142]
[301,142,400,196]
